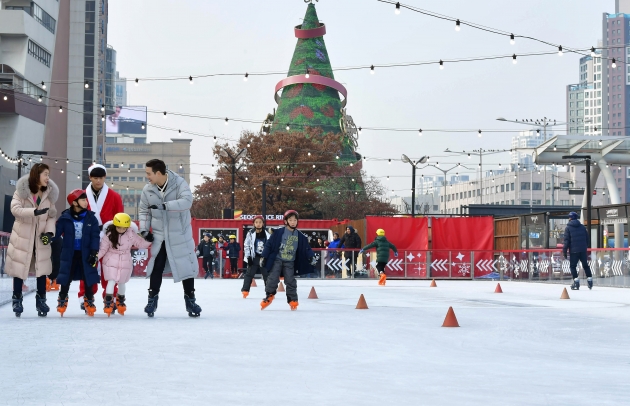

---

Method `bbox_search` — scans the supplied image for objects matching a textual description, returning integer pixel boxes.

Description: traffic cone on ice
[441,307,460,327]
[430,279,437,288]
[278,281,285,292]
[355,294,368,309]
[494,283,503,293]
[251,279,257,287]
[560,287,570,300]
[308,287,318,299]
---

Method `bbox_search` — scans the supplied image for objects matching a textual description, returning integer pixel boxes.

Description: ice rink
[1,278,628,406]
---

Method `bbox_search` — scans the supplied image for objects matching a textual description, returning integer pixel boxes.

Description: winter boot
[116,295,127,315]
[289,301,299,311]
[46,278,52,292]
[12,294,23,317]
[35,293,49,317]
[242,291,249,299]
[571,278,580,290]
[103,295,115,317]
[144,294,159,317]
[83,297,96,317]
[57,295,68,316]
[261,293,275,310]
[587,277,593,290]
[184,294,202,317]
[379,272,387,286]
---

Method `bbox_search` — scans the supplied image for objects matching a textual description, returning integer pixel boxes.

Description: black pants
[348,251,359,276]
[13,275,46,297]
[202,256,213,275]
[229,257,238,274]
[376,262,386,275]
[149,242,195,297]
[59,251,94,300]
[569,251,592,279]
[242,257,268,292]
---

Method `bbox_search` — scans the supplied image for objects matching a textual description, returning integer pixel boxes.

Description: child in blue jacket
[226,235,241,277]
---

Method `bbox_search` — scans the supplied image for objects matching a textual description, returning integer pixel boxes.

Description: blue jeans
[569,251,592,279]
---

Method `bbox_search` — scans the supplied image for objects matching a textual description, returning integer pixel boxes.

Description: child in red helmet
[54,190,101,316]
[259,210,316,310]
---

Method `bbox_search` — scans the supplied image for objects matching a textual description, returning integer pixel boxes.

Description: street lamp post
[401,155,428,217]
[420,163,473,214]
[444,148,508,204]
[218,147,247,211]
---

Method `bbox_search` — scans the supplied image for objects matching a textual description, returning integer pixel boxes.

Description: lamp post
[444,148,508,204]
[420,163,473,214]
[218,147,247,211]
[401,155,428,217]
[563,155,591,246]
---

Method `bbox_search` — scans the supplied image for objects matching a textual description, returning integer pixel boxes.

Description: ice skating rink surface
[1,279,628,406]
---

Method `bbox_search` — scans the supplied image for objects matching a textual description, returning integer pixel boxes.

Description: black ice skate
[571,278,580,290]
[35,293,49,317]
[204,270,211,280]
[184,294,201,317]
[144,294,159,317]
[103,295,115,317]
[12,294,23,317]
[587,277,593,290]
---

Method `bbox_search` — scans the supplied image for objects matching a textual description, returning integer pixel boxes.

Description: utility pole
[261,180,268,219]
[17,151,48,179]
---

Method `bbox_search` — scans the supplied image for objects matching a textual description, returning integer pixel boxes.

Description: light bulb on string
[66,159,69,164]
[244,73,248,82]
[558,45,563,56]
[478,130,482,137]
[388,159,391,164]
[225,118,229,125]
[58,106,63,113]
[135,78,139,86]
[358,127,362,134]
[305,69,309,79]
[84,81,89,89]
[278,148,282,152]
[101,115,105,122]
[370,65,375,74]
[163,111,167,119]
[395,2,400,14]
[591,46,596,57]
[612,58,617,69]
[41,81,46,89]
[141,123,145,130]
[418,129,422,136]
[455,19,461,31]
[510,33,515,45]
[189,76,194,84]
[101,104,105,112]
[286,124,290,131]
[3,96,7,101]
[178,130,181,135]
[38,95,42,102]
[439,60,444,70]
[512,54,517,64]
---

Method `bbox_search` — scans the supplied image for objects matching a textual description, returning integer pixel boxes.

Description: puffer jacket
[340,226,362,249]
[563,219,589,255]
[5,175,59,280]
[98,221,152,284]
[138,170,197,283]
[362,236,398,263]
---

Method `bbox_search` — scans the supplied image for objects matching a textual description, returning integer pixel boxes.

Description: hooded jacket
[98,221,152,284]
[340,226,362,249]
[563,219,589,255]
[362,236,398,263]
[5,175,59,280]
[261,226,315,275]
[54,209,101,286]
[244,228,271,262]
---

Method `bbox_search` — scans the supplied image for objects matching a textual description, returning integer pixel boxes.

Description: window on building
[533,200,542,205]
[532,182,542,190]
[560,200,570,206]
[128,177,135,182]
[521,200,530,205]
[113,164,119,168]
[121,177,127,181]
[113,177,119,181]
[129,164,136,169]
[27,40,51,67]
[546,182,551,190]
[521,182,530,190]
[440,196,443,202]
[511,183,515,191]
[500,185,505,192]
[104,164,111,168]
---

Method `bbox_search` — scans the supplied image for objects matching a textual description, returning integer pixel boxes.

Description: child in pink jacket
[97,213,151,316]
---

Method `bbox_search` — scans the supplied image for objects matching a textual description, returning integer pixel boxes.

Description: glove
[40,232,53,246]
[88,251,98,268]
[259,257,266,268]
[394,252,398,257]
[210,250,215,256]
[34,208,50,216]
[144,232,154,242]
[244,256,249,264]
[310,256,318,266]
[195,250,201,257]
[359,250,363,255]
[148,204,166,210]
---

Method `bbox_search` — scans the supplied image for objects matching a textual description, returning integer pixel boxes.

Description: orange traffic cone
[355,294,368,309]
[308,287,318,299]
[430,279,437,287]
[442,306,460,327]
[494,283,503,293]
[560,287,570,299]
[251,279,257,287]
[278,281,285,292]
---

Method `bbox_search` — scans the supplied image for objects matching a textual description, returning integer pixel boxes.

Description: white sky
[108,0,612,196]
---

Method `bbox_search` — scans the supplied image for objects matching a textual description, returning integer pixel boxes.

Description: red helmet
[253,215,265,224]
[283,210,299,221]
[67,189,87,206]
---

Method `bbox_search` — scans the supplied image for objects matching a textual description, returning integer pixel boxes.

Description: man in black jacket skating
[340,226,362,278]
[563,211,593,290]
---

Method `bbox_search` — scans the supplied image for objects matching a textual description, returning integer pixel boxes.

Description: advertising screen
[106,106,147,135]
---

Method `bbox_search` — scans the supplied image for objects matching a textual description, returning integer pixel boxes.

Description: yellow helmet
[212,238,218,242]
[376,228,385,236]
[113,213,131,228]
[229,234,237,239]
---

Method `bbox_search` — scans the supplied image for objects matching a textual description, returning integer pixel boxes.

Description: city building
[512,130,554,167]
[390,194,439,215]
[115,70,126,106]
[103,139,192,220]
[105,45,116,112]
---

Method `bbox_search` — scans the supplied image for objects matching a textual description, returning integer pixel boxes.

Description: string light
[41,81,46,89]
[84,81,89,89]
[478,130,482,137]
[510,34,515,45]
[455,19,461,31]
[388,159,391,164]
[395,2,400,14]
[163,111,167,119]
[38,95,42,102]
[101,115,105,122]
[612,58,617,69]
[141,123,145,130]
[278,148,282,152]
[418,129,422,136]
[370,65,375,74]
[590,46,596,57]
[558,45,563,56]
[135,78,139,86]
[358,127,362,134]
[512,54,517,64]
[101,104,105,112]
[58,106,63,113]
[3,96,6,101]
[189,76,194,84]
[286,124,290,131]
[305,69,309,79]
[244,73,248,81]
[439,60,444,70]
[225,118,229,125]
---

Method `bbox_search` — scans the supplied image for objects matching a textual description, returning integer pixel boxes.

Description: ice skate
[51,280,61,291]
[184,294,202,317]
[46,278,52,292]
[378,272,387,286]
[116,295,127,315]
[103,295,115,317]
[261,293,275,310]
[204,271,211,280]
[12,294,23,317]
[289,301,299,311]
[83,297,96,317]
[35,293,49,317]
[587,277,593,290]
[242,291,249,299]
[571,278,580,290]
[144,294,159,317]
[57,295,68,316]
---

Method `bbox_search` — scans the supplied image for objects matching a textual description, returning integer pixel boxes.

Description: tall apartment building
[115,70,126,106]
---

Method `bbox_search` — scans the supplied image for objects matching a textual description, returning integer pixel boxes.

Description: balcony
[0,69,47,124]
[3,2,56,34]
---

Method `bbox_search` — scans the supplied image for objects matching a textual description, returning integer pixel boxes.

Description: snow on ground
[1,279,628,406]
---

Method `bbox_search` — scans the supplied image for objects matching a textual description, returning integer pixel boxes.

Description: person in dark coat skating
[563,211,593,290]
[360,228,398,286]
[340,226,362,277]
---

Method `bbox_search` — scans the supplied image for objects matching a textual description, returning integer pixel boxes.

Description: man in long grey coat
[139,159,202,317]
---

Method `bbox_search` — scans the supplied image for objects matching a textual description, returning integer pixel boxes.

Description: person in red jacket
[78,164,124,302]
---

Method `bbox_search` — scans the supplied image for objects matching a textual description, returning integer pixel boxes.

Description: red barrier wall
[365,216,429,250]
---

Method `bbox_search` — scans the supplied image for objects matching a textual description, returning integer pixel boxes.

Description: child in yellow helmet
[97,213,152,316]
[359,228,398,286]
[226,235,241,277]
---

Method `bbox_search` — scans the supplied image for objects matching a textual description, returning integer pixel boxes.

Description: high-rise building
[105,45,116,111]
[115,71,126,106]
[511,130,554,167]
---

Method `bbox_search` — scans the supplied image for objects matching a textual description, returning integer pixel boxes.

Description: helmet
[229,234,237,239]
[67,189,87,206]
[212,238,218,243]
[284,210,299,228]
[113,213,131,228]
[376,228,385,236]
[569,211,579,220]
[204,233,211,238]
[253,215,265,224]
